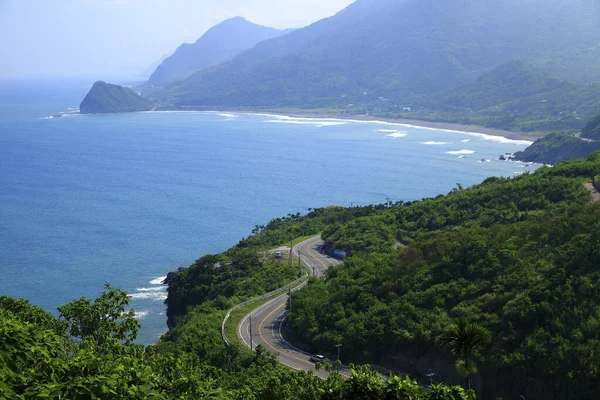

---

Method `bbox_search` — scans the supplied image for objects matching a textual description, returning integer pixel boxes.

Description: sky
[0,0,354,80]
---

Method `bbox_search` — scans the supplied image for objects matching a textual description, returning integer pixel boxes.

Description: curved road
[238,236,347,378]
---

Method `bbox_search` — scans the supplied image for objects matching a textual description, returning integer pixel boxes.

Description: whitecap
[134,310,149,319]
[129,291,167,301]
[149,276,167,285]
[421,141,450,145]
[387,132,407,138]
[266,119,346,127]
[458,155,465,159]
[136,287,164,292]
[447,150,476,155]
[461,139,471,143]
[217,113,238,118]
[378,129,398,133]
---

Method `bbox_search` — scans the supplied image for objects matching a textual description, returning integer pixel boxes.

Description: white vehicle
[309,354,325,363]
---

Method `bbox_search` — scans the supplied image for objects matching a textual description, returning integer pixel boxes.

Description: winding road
[237,236,348,378]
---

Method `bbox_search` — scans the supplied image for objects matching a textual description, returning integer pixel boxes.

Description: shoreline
[155,108,539,143]
[256,111,540,142]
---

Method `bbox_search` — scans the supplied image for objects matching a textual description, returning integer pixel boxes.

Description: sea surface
[0,79,536,344]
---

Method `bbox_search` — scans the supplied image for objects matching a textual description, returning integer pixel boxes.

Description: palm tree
[438,318,491,390]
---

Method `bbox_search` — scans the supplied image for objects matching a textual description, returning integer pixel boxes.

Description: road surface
[238,236,347,378]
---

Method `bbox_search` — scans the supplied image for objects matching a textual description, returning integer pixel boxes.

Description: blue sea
[0,79,535,344]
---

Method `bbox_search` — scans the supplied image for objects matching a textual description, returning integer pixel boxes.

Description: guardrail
[221,272,309,345]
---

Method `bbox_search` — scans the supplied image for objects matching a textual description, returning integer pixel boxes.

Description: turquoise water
[0,80,535,344]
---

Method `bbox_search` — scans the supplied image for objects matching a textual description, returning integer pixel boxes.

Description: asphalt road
[238,236,348,378]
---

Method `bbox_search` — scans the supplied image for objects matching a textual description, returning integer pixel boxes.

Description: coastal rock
[513,132,600,165]
[80,81,154,114]
[163,267,186,284]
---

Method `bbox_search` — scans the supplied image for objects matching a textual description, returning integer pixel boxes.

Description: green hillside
[581,112,600,140]
[416,61,600,132]
[285,154,600,399]
[155,0,600,109]
[146,17,289,88]
[80,81,154,114]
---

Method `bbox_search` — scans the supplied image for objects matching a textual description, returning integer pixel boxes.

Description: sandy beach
[276,112,541,142]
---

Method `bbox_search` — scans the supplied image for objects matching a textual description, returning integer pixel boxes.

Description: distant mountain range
[145,17,291,88]
[152,0,600,109]
[83,0,600,140]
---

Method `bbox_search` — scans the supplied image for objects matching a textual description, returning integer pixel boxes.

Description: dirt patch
[584,183,600,203]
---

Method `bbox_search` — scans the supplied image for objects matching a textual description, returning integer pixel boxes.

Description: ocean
[0,79,535,344]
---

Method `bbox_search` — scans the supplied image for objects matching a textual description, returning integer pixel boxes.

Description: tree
[438,318,491,390]
[58,283,140,348]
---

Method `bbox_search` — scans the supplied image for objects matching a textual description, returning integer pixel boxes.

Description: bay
[0,80,535,344]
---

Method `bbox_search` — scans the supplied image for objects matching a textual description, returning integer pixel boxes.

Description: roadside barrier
[221,272,308,345]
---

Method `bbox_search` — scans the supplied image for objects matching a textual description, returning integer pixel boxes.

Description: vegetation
[145,17,288,88]
[513,131,600,164]
[581,112,600,140]
[1,277,472,399]
[286,152,600,399]
[80,81,154,114]
[151,0,600,135]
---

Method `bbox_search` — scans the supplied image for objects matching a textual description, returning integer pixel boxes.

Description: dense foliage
[1,283,472,399]
[80,81,154,114]
[581,112,600,140]
[288,153,600,399]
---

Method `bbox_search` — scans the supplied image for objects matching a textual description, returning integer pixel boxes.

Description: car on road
[309,354,326,363]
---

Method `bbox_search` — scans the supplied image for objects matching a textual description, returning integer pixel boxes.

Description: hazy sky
[0,0,354,79]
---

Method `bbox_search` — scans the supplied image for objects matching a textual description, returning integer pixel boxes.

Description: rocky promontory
[80,81,154,114]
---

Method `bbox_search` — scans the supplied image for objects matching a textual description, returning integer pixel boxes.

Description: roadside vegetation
[288,152,600,398]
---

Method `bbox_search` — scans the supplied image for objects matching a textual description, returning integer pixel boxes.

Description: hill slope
[581,112,600,140]
[80,81,154,114]
[146,17,290,87]
[156,0,600,108]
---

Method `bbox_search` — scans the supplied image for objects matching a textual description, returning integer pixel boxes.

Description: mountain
[146,17,290,88]
[422,61,600,132]
[155,0,600,108]
[80,81,154,114]
[581,112,600,140]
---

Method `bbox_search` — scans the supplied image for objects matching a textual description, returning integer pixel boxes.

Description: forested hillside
[155,0,600,109]
[287,153,600,399]
[422,61,600,132]
[581,112,600,140]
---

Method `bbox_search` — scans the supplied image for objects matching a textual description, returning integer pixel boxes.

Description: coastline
[261,112,540,143]
[152,108,539,144]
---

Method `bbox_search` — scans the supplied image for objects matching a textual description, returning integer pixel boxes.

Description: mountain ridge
[146,17,290,88]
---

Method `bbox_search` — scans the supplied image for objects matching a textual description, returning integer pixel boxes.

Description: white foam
[447,150,476,155]
[461,139,471,143]
[134,310,149,319]
[458,155,465,159]
[217,113,238,118]
[266,118,346,127]
[129,291,167,301]
[421,141,450,145]
[387,132,407,138]
[136,287,164,292]
[378,129,398,133]
[149,276,167,285]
